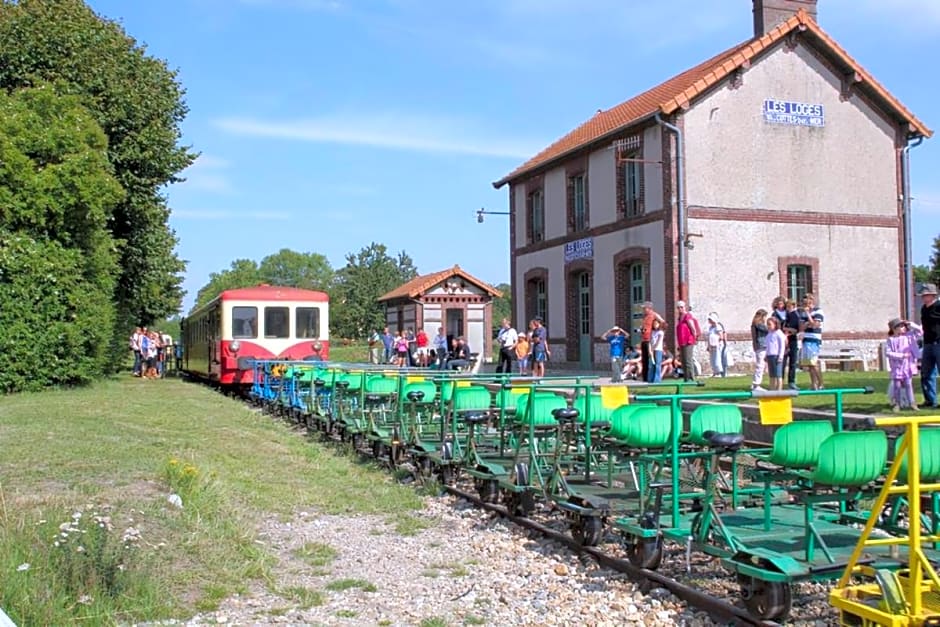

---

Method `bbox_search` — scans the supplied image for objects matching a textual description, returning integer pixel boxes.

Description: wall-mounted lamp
[476,208,511,223]
[684,232,704,250]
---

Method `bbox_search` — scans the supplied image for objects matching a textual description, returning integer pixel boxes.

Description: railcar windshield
[232,306,257,339]
[296,307,320,339]
[264,306,290,338]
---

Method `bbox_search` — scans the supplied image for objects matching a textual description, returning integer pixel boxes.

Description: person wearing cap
[675,301,699,382]
[640,302,665,383]
[602,325,628,383]
[887,317,922,412]
[920,283,940,408]
[705,312,727,377]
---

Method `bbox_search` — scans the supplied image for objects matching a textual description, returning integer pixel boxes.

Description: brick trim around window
[613,247,652,330]
[565,156,589,234]
[523,266,549,327]
[615,136,645,219]
[524,176,544,245]
[564,259,594,361]
[778,256,820,303]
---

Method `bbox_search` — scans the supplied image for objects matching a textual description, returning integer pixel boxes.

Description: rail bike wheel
[572,514,603,547]
[625,535,663,570]
[740,576,792,621]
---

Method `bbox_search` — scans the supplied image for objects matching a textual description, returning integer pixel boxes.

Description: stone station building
[494,0,932,370]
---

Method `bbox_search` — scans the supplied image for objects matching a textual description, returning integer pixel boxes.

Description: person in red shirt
[415,328,430,367]
[640,302,664,383]
[675,300,700,382]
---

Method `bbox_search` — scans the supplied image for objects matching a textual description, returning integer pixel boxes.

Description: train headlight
[230,340,241,353]
[312,341,322,353]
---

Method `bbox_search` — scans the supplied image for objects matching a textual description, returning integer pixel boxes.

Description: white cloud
[178,154,235,195]
[212,112,543,159]
[173,209,291,221]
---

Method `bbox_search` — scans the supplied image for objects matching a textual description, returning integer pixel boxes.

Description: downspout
[655,112,686,302]
[902,135,924,319]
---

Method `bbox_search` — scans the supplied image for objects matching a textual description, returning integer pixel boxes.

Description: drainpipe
[902,135,924,319]
[655,112,687,302]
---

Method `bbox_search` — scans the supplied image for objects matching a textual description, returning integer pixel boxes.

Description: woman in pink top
[764,317,787,391]
[887,318,922,411]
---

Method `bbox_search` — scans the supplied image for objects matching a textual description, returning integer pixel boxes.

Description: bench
[817,348,867,372]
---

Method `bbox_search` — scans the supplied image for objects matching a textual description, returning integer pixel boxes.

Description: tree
[928,234,940,285]
[0,86,123,391]
[331,243,417,339]
[191,259,262,312]
[914,264,932,285]
[258,248,333,292]
[491,282,512,332]
[0,0,195,364]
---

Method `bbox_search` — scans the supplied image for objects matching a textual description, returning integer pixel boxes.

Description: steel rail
[444,484,782,627]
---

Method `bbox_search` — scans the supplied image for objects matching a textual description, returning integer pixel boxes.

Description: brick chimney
[753,0,817,37]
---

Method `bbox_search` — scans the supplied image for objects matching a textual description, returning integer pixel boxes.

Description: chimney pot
[753,0,817,37]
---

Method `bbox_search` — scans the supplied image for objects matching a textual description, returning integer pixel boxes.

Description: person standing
[640,302,665,383]
[750,308,769,391]
[887,317,922,411]
[515,332,531,376]
[920,283,940,408]
[530,318,550,379]
[798,293,825,391]
[765,316,787,391]
[433,326,449,369]
[705,313,726,377]
[381,327,394,364]
[368,329,382,364]
[650,319,665,383]
[782,299,801,390]
[602,325,628,383]
[674,301,699,382]
[495,318,518,373]
[415,328,430,367]
[130,327,142,376]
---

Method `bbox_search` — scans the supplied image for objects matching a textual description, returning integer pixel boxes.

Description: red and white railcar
[181,285,329,386]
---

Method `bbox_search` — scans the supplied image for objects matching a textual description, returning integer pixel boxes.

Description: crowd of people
[367,326,476,371]
[129,327,178,378]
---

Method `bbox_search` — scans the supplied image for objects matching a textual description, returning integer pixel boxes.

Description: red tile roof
[377,265,503,302]
[494,10,931,188]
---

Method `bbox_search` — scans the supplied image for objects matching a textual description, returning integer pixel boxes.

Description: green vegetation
[0,377,421,625]
[0,0,194,371]
[325,578,377,592]
[388,512,434,536]
[293,542,339,569]
[693,371,928,415]
[335,609,358,618]
[282,586,325,609]
[419,618,449,627]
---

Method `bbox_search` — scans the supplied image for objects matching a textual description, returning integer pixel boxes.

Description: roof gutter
[655,112,687,303]
[901,134,924,319]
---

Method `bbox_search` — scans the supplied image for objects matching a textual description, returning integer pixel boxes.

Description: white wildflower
[16,563,29,572]
[77,594,93,605]
[76,546,85,553]
[167,493,183,509]
[53,541,60,548]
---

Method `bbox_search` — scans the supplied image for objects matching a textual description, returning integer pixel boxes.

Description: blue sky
[84,0,940,311]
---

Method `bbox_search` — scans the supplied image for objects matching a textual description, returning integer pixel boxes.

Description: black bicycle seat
[461,412,489,425]
[335,381,350,390]
[704,430,745,451]
[364,393,384,402]
[406,390,425,402]
[314,378,326,387]
[552,407,580,423]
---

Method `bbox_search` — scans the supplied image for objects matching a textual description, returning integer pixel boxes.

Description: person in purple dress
[886,317,922,412]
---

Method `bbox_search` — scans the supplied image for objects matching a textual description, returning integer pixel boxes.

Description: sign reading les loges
[564,238,593,263]
[763,99,825,127]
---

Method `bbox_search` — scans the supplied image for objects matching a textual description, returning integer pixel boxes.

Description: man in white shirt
[495,318,518,374]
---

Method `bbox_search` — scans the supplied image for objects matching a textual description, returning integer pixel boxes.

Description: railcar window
[233,306,258,339]
[295,307,320,339]
[264,307,289,339]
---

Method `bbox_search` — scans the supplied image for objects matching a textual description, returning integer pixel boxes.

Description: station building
[494,0,931,369]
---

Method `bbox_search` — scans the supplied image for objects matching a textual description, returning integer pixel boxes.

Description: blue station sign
[763,99,825,127]
[564,237,593,263]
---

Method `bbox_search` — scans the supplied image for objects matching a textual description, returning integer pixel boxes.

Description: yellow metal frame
[830,415,940,626]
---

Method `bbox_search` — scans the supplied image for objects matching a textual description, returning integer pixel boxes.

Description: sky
[83,0,940,312]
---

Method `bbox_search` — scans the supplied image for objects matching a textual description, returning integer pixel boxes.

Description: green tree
[914,264,932,285]
[0,86,123,391]
[0,0,195,364]
[491,282,512,332]
[258,248,334,291]
[191,259,262,312]
[928,234,940,285]
[332,243,417,339]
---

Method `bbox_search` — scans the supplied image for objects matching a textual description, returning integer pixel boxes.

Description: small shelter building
[378,265,502,360]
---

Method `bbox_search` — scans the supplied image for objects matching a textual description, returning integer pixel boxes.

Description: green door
[578,272,591,370]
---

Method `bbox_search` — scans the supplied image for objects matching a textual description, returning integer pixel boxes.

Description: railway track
[441,483,782,627]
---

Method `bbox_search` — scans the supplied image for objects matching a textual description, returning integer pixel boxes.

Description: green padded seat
[365,376,397,395]
[516,393,568,427]
[342,372,364,391]
[573,394,617,424]
[686,405,743,446]
[441,381,456,404]
[608,405,671,448]
[759,420,834,469]
[803,430,887,487]
[495,388,524,413]
[451,386,493,413]
[403,381,437,404]
[895,427,940,483]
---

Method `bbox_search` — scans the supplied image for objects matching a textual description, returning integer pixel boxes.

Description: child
[751,308,769,391]
[602,326,628,383]
[621,344,643,380]
[764,317,787,391]
[515,333,530,376]
[887,318,922,411]
[650,319,665,383]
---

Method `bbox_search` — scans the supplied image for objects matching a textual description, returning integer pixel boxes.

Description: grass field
[0,376,421,625]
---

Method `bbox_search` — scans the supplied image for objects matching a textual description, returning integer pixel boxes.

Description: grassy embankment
[0,376,422,625]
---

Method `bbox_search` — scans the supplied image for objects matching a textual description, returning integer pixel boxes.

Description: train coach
[181,285,329,388]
